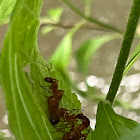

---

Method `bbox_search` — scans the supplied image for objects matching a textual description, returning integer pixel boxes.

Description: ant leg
[40,84,53,94]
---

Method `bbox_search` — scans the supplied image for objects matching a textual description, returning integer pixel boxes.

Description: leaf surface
[0,0,16,25]
[1,0,54,139]
[1,0,82,139]
[93,101,138,140]
[120,124,140,140]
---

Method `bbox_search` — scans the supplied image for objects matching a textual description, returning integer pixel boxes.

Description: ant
[43,77,64,125]
[40,64,64,125]
[59,108,80,129]
[40,63,90,140]
[62,113,90,140]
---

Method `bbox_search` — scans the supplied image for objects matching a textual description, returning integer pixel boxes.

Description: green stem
[106,0,140,104]
[61,0,123,34]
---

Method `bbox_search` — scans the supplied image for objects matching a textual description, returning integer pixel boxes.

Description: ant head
[50,117,60,125]
[44,77,53,83]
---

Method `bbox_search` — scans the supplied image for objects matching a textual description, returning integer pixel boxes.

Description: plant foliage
[0,0,140,140]
[1,0,81,140]
[0,0,17,25]
[93,101,138,140]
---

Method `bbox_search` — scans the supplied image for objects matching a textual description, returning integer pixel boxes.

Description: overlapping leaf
[1,0,82,139]
[0,0,16,25]
[1,0,54,139]
[93,101,138,140]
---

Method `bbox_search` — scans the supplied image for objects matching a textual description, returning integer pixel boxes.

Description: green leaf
[75,34,120,74]
[1,0,81,139]
[47,8,63,22]
[93,101,138,140]
[41,26,54,35]
[1,0,55,139]
[0,0,17,25]
[50,21,84,70]
[123,41,140,76]
[120,124,140,140]
[30,60,81,111]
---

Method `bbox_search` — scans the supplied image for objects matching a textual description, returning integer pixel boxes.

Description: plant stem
[40,20,111,32]
[106,0,140,105]
[61,0,123,34]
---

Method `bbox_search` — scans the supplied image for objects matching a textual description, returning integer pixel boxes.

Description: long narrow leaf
[1,0,54,139]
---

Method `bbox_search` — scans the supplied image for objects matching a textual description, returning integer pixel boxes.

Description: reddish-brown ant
[59,108,79,128]
[40,63,90,140]
[39,64,64,125]
[62,113,90,140]
[44,85,64,125]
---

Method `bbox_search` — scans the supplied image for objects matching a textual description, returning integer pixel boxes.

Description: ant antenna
[40,84,52,94]
[38,81,52,94]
